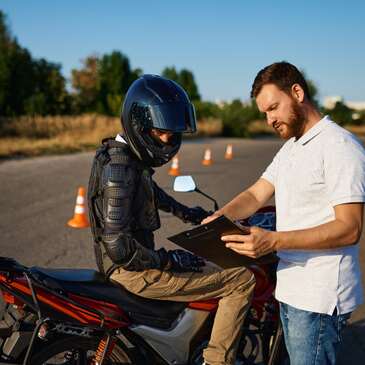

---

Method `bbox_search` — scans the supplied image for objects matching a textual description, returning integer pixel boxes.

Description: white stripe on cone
[76,196,85,205]
[75,205,85,214]
[204,149,211,160]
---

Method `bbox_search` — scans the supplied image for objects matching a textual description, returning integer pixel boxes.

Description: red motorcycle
[0,178,288,365]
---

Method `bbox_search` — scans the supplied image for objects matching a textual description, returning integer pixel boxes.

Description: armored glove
[184,206,212,225]
[167,249,206,272]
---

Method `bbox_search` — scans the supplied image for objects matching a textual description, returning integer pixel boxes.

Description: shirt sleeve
[261,148,282,186]
[324,136,365,206]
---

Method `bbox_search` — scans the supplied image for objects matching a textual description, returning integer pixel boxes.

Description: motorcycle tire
[271,338,290,365]
[30,335,138,364]
[0,291,5,320]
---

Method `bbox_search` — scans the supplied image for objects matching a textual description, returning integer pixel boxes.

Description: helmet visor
[146,102,197,133]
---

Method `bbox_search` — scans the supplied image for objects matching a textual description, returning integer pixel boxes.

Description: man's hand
[167,249,206,272]
[222,226,277,258]
[201,211,222,225]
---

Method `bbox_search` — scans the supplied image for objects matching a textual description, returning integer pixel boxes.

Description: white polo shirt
[262,116,365,314]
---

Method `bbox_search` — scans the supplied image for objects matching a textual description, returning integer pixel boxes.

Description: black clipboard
[168,215,277,268]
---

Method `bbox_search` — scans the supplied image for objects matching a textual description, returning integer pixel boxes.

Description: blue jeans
[280,302,350,365]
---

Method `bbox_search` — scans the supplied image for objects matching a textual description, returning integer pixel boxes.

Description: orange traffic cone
[67,187,90,228]
[169,156,181,176]
[202,148,213,166]
[225,144,233,160]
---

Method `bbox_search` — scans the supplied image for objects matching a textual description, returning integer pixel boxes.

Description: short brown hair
[251,61,311,100]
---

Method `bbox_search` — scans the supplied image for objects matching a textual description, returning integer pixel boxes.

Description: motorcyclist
[88,74,255,365]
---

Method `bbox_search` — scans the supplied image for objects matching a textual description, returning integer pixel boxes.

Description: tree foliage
[71,55,99,113]
[161,66,201,101]
[300,70,319,107]
[4,9,360,142]
[324,101,354,126]
[71,51,141,115]
[221,100,262,137]
[0,10,68,117]
[194,101,220,120]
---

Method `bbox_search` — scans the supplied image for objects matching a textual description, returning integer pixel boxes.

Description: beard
[274,100,306,140]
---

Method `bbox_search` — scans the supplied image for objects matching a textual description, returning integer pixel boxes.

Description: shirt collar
[295,115,332,145]
[115,134,127,144]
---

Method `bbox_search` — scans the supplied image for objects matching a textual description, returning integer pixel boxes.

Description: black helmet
[121,74,197,167]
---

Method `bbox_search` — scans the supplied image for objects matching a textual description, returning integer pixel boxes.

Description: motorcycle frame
[1,259,284,365]
[0,269,132,364]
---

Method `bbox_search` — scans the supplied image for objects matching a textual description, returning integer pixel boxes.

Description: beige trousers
[110,263,255,365]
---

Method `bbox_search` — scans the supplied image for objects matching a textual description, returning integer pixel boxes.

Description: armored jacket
[88,138,204,277]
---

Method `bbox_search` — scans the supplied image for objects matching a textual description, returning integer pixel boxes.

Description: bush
[194,101,220,120]
[221,100,262,137]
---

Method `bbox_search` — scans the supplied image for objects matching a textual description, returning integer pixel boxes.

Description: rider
[88,74,255,365]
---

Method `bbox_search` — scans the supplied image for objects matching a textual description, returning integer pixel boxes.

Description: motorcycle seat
[30,267,187,329]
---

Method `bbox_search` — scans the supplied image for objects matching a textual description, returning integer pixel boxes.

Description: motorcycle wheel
[30,335,137,364]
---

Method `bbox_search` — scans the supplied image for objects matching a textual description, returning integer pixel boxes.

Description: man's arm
[101,163,168,271]
[276,203,363,250]
[101,166,205,273]
[203,178,275,223]
[223,203,363,258]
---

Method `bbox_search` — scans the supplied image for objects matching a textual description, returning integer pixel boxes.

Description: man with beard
[203,62,365,364]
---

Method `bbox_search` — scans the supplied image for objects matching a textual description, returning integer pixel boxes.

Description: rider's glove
[166,249,206,272]
[184,206,212,225]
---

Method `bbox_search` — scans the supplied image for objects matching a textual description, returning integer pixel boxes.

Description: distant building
[215,99,227,109]
[346,101,365,111]
[323,96,343,109]
[323,96,365,111]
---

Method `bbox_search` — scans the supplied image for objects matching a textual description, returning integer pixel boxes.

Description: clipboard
[168,215,277,268]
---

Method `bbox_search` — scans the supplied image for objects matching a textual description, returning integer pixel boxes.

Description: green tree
[221,100,248,137]
[179,69,200,101]
[71,55,100,113]
[194,100,220,120]
[307,79,318,104]
[0,11,11,115]
[72,51,141,115]
[219,100,262,137]
[161,66,179,82]
[98,51,135,115]
[5,45,34,115]
[326,101,354,126]
[25,59,69,115]
[0,10,69,117]
[162,66,201,101]
[300,70,319,107]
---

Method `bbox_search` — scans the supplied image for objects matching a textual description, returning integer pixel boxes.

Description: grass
[0,115,120,159]
[247,119,276,136]
[0,115,223,159]
[346,125,365,136]
[1,115,363,159]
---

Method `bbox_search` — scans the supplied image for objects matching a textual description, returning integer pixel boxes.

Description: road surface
[0,137,364,363]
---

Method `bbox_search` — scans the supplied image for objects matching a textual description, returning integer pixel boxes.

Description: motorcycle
[0,176,288,365]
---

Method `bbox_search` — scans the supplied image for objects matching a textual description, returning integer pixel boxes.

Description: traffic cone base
[68,187,90,228]
[202,159,212,166]
[68,214,89,228]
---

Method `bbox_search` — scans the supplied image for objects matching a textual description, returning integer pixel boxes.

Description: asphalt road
[0,137,364,363]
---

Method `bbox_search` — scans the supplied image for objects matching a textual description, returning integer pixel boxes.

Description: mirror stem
[195,188,219,211]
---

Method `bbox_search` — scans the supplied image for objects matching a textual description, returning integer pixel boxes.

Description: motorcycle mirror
[173,176,196,193]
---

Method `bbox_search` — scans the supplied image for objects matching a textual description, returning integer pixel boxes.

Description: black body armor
[88,138,208,277]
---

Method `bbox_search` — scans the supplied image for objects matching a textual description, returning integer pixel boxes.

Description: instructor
[204,62,365,365]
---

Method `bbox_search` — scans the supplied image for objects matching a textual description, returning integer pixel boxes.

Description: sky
[1,0,364,103]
